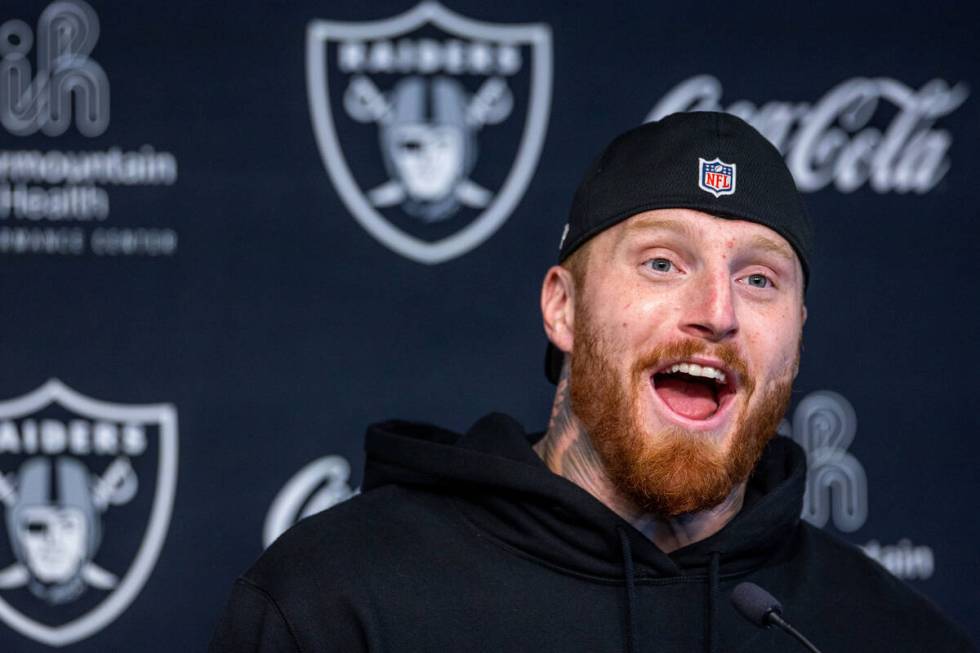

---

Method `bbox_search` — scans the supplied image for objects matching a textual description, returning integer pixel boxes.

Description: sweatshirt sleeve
[208,578,301,653]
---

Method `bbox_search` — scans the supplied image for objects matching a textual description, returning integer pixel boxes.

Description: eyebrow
[621,217,699,241]
[746,234,796,264]
[622,216,797,263]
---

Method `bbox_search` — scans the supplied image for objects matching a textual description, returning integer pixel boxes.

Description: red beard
[569,313,795,518]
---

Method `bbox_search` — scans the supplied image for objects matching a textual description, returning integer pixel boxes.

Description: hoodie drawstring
[705,551,721,653]
[617,527,639,653]
[616,530,721,653]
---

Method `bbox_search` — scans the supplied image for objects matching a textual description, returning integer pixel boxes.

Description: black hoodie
[210,413,974,652]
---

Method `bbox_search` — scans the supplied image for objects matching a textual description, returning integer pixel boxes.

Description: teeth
[665,362,727,384]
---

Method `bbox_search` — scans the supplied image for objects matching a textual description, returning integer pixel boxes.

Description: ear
[541,265,576,354]
[801,304,808,326]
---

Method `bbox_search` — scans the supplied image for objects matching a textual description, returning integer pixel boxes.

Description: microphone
[730,582,823,653]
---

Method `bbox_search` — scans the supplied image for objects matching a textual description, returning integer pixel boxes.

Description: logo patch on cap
[698,158,736,197]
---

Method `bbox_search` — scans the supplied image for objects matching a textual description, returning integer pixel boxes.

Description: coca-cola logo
[646,75,968,194]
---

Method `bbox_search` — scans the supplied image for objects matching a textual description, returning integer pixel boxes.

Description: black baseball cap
[545,111,813,384]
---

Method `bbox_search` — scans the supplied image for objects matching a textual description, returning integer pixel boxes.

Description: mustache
[630,339,751,386]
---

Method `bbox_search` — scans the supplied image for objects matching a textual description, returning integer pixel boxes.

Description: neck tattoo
[533,363,746,553]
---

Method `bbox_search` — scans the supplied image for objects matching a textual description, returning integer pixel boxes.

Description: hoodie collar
[364,412,807,579]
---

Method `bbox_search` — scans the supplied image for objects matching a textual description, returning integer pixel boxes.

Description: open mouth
[651,360,737,422]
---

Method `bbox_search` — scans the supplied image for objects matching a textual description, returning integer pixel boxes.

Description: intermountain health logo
[0,0,108,137]
[0,380,177,646]
[0,0,179,257]
[306,2,552,263]
[779,390,934,581]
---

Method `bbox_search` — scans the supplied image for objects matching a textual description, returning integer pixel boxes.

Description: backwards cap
[546,111,813,384]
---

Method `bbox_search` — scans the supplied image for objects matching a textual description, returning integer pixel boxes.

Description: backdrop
[0,0,976,649]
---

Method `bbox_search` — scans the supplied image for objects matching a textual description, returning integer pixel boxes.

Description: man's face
[564,209,805,517]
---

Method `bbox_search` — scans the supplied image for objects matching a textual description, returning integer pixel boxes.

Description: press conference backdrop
[0,0,976,649]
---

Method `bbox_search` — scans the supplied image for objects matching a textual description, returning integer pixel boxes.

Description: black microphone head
[731,582,783,628]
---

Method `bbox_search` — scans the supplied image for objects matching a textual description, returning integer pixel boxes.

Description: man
[210,113,973,652]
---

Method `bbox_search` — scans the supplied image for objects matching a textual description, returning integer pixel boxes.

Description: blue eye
[645,258,673,273]
[746,274,771,288]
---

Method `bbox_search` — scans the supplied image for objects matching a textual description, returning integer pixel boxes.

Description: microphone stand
[767,612,823,653]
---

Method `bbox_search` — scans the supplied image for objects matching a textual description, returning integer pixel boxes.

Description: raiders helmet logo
[307,2,552,263]
[0,380,177,646]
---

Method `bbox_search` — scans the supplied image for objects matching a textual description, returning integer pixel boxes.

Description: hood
[363,412,807,581]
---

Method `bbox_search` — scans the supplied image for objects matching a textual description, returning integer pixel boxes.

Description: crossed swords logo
[344,74,512,217]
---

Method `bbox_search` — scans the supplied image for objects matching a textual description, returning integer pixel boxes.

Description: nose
[679,270,739,342]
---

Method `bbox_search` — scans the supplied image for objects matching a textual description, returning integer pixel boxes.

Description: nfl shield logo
[0,380,177,646]
[306,2,552,263]
[698,157,736,197]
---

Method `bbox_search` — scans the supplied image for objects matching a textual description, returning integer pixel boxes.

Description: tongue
[655,376,719,420]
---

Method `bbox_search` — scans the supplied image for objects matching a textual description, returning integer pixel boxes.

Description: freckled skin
[570,208,804,449]
[538,208,806,552]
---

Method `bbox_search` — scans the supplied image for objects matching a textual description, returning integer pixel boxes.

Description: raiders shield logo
[307,2,552,263]
[0,380,177,646]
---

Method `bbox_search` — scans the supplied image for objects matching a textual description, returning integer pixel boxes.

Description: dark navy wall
[0,0,976,649]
